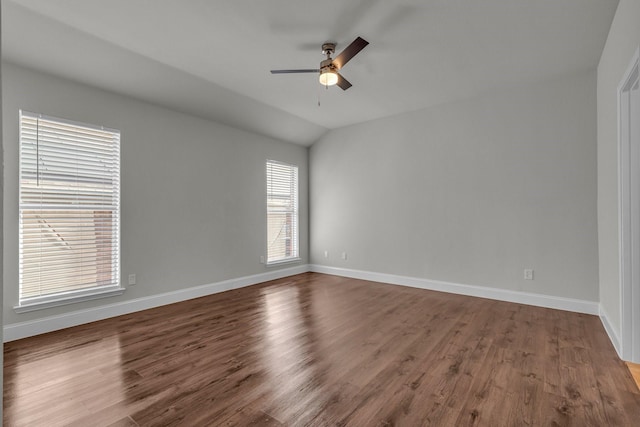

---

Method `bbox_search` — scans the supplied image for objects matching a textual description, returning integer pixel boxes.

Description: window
[266,160,299,264]
[18,111,122,309]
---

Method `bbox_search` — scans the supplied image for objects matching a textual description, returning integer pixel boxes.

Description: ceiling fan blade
[333,37,369,69]
[336,73,352,90]
[270,69,319,74]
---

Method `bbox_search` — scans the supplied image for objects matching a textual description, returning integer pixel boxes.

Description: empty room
[2,0,640,425]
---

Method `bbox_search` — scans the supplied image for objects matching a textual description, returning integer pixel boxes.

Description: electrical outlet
[341,252,348,260]
[128,273,136,285]
[260,255,265,264]
[324,250,329,258]
[524,269,534,280]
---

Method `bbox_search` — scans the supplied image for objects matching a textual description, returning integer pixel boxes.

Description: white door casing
[618,47,640,363]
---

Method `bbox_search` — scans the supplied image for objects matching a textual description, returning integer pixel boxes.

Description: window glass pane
[266,160,298,263]
[19,111,121,304]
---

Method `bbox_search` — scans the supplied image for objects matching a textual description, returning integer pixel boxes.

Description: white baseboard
[3,263,606,343]
[599,306,622,358]
[3,264,310,342]
[309,265,600,315]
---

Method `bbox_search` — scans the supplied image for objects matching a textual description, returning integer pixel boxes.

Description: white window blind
[19,111,121,306]
[266,160,299,264]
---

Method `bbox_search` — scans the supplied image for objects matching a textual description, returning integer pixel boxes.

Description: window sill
[266,257,302,268]
[14,287,126,313]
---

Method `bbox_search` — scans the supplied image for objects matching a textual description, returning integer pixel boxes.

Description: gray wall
[597,0,640,333]
[310,70,598,301]
[2,62,309,326]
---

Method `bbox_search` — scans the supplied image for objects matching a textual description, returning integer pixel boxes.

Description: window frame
[16,111,124,312]
[265,159,300,266]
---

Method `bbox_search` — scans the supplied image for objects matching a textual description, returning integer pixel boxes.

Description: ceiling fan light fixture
[319,69,338,86]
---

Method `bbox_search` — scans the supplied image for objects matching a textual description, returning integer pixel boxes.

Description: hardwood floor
[4,272,640,426]
[629,363,640,390]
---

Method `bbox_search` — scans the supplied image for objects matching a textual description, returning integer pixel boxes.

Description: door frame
[618,47,640,363]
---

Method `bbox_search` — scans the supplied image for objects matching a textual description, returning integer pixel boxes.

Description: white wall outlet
[128,273,136,285]
[260,255,265,264]
[341,252,348,260]
[324,250,329,258]
[524,269,534,280]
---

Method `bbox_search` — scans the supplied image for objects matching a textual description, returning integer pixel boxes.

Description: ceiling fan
[270,37,369,90]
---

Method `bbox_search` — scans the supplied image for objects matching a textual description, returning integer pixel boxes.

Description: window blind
[266,160,298,264]
[19,111,121,305]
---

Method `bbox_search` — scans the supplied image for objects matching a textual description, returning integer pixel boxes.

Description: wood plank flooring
[4,272,640,426]
[629,363,640,389]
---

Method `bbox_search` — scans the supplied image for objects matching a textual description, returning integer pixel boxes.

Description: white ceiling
[2,0,619,146]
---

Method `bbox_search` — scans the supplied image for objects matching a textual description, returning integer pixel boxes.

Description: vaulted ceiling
[2,0,619,145]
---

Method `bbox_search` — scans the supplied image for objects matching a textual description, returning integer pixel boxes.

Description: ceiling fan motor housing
[320,58,337,72]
